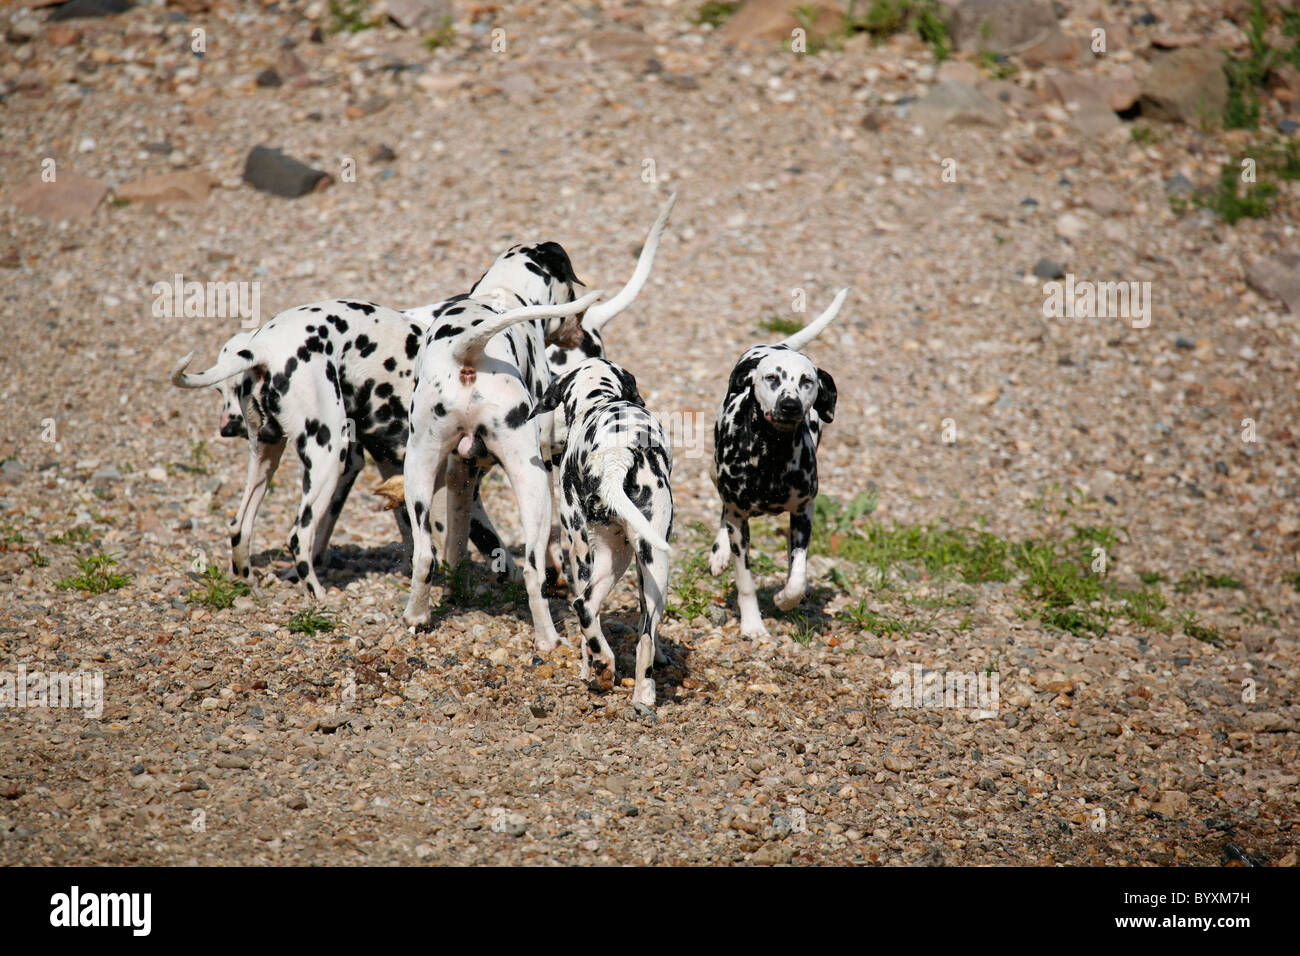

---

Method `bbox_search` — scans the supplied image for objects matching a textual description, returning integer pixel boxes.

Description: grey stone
[242,146,332,199]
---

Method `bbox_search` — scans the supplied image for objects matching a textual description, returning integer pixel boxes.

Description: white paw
[774,586,805,611]
[708,547,729,578]
[632,686,656,710]
[740,619,770,640]
[534,629,562,653]
[402,604,430,629]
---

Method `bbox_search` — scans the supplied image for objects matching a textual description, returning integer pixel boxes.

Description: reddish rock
[9,170,108,221]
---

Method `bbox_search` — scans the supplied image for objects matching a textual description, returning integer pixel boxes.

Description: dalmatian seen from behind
[531,359,673,708]
[401,289,606,651]
[709,288,849,639]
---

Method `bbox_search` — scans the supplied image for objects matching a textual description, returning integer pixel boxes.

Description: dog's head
[727,345,837,432]
[471,241,586,346]
[214,332,254,438]
[531,359,643,439]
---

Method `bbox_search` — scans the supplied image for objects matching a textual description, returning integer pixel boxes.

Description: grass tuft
[56,553,132,594]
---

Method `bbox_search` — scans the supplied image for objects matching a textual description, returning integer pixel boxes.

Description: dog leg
[442,452,473,571]
[466,470,519,582]
[313,441,363,568]
[230,439,284,579]
[402,426,457,628]
[288,427,345,600]
[775,501,814,611]
[726,512,769,639]
[375,459,414,571]
[633,540,669,708]
[573,527,628,691]
[492,426,562,652]
[709,515,730,577]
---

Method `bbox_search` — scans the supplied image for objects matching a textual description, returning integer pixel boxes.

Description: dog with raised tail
[401,288,606,651]
[709,288,849,640]
[531,359,673,707]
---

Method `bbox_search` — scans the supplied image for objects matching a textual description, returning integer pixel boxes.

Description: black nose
[777,397,801,417]
[220,420,246,439]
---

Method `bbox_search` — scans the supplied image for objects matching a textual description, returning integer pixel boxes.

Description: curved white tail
[779,287,850,352]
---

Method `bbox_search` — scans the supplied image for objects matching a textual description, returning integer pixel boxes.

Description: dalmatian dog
[531,359,673,707]
[709,289,849,639]
[401,289,607,651]
[170,299,492,598]
[401,193,676,575]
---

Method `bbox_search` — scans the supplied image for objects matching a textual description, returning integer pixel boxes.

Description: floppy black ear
[614,366,643,405]
[529,373,569,419]
[814,368,837,423]
[725,355,760,400]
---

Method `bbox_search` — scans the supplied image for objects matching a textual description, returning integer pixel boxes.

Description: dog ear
[529,373,568,419]
[615,366,643,404]
[725,354,761,399]
[814,368,837,423]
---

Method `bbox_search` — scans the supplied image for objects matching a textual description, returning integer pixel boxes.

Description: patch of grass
[186,565,251,610]
[1,527,26,546]
[1177,610,1222,646]
[1130,124,1160,145]
[848,0,950,62]
[668,550,720,623]
[1193,165,1279,224]
[423,16,454,51]
[49,526,95,546]
[56,553,132,594]
[1222,0,1300,129]
[287,608,337,635]
[785,610,818,645]
[692,1,739,28]
[1175,570,1246,594]
[838,600,928,635]
[760,315,805,336]
[1289,571,1300,592]
[328,0,379,34]
[977,49,1016,79]
[31,550,48,568]
[814,489,879,538]
[826,519,1015,587]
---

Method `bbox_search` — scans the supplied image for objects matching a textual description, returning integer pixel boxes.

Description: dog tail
[582,192,676,335]
[597,449,671,555]
[778,287,850,352]
[170,350,259,389]
[450,289,605,365]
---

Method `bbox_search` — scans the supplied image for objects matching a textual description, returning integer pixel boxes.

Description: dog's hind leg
[402,427,458,628]
[230,438,285,580]
[725,511,769,640]
[492,425,562,652]
[774,500,814,611]
[573,526,629,691]
[632,539,669,708]
[287,419,346,600]
[313,440,364,568]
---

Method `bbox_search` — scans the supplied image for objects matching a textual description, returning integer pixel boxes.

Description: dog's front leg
[708,513,731,578]
[775,500,814,611]
[725,511,769,639]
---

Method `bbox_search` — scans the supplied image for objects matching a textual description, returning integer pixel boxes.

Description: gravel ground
[0,0,1296,865]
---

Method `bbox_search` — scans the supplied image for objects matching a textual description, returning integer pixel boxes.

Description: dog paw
[402,604,430,629]
[740,619,770,640]
[632,698,657,719]
[774,586,805,611]
[534,630,563,654]
[708,547,729,578]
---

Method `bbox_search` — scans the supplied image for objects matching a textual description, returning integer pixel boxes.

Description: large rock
[386,0,452,32]
[114,170,219,205]
[9,171,107,221]
[948,0,1057,53]
[911,80,1007,131]
[242,146,331,198]
[1245,254,1300,313]
[1139,48,1227,126]
[1047,68,1139,112]
[719,0,844,47]
[47,0,131,21]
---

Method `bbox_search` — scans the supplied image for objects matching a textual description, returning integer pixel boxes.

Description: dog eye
[764,374,780,386]
[800,376,814,388]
